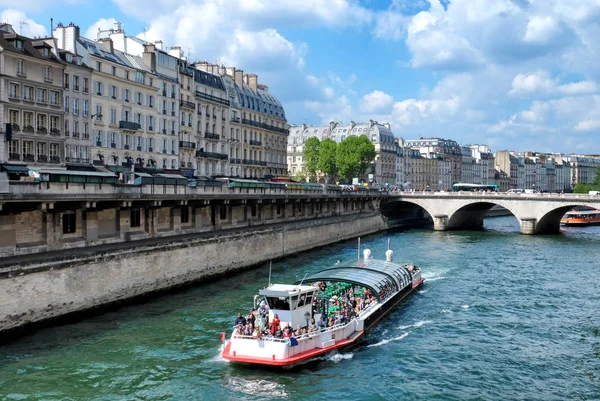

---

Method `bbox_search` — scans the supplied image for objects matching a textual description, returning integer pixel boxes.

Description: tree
[574,183,593,194]
[292,170,307,182]
[318,138,337,183]
[336,135,376,183]
[303,137,320,182]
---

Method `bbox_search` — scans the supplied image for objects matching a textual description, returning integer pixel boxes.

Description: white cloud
[85,18,119,41]
[510,71,599,97]
[0,9,47,37]
[361,90,394,113]
[523,16,561,45]
[574,119,600,131]
[373,11,407,40]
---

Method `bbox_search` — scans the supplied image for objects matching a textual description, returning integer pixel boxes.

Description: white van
[524,189,538,194]
[506,189,524,194]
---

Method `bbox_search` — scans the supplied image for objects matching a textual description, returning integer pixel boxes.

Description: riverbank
[0,212,387,336]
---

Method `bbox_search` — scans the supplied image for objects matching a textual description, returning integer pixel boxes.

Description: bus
[452,183,499,192]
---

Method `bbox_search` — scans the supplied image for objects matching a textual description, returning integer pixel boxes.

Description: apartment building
[0,24,66,166]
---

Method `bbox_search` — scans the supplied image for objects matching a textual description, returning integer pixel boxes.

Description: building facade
[0,24,66,166]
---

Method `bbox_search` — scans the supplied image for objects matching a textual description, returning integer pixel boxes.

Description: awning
[0,164,30,174]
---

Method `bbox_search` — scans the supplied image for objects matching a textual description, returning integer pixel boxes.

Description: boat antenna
[299,273,308,286]
[387,238,390,251]
[357,237,361,261]
[268,261,272,287]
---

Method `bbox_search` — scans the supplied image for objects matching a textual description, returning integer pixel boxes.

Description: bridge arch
[446,201,518,231]
[379,198,434,228]
[535,203,599,234]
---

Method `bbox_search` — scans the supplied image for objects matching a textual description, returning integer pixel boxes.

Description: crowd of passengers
[232,282,379,340]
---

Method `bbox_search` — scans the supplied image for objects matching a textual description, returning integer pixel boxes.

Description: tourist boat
[560,209,600,226]
[221,247,424,367]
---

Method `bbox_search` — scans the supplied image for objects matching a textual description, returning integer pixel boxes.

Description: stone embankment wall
[0,213,386,334]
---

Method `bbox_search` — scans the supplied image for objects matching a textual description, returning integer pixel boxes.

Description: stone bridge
[380,192,600,234]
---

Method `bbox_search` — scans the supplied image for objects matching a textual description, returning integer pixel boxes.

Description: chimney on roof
[246,73,258,91]
[143,43,156,72]
[53,22,79,53]
[169,46,182,59]
[195,61,209,72]
[234,69,244,87]
[329,121,337,133]
[99,37,113,54]
[154,40,163,51]
[383,122,390,129]
[226,66,236,77]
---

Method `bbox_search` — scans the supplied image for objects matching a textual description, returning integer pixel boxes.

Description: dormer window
[15,40,23,49]
[43,48,49,57]
[66,53,73,62]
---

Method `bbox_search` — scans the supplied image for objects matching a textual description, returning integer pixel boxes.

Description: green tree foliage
[292,170,307,182]
[574,167,600,193]
[318,138,337,183]
[303,137,320,181]
[336,135,376,183]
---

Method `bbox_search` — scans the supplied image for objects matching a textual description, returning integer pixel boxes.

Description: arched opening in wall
[448,202,519,233]
[537,205,599,235]
[379,200,433,230]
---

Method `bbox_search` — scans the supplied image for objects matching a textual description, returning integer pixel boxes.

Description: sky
[2,0,600,154]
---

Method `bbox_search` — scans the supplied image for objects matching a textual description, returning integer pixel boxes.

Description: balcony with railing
[37,155,48,162]
[50,155,60,163]
[196,151,228,160]
[194,90,230,106]
[204,132,220,140]
[230,116,240,123]
[50,128,61,136]
[119,121,141,131]
[241,118,289,134]
[249,139,262,146]
[179,141,196,150]
[23,154,35,161]
[230,158,242,164]
[65,157,90,164]
[9,153,20,161]
[180,100,195,110]
[242,159,267,166]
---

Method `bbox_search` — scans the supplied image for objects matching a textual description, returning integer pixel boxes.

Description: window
[96,61,101,72]
[111,66,116,76]
[9,110,19,125]
[83,122,88,138]
[95,81,104,95]
[9,83,19,99]
[110,85,118,99]
[73,75,79,90]
[50,91,59,105]
[95,105,103,121]
[37,143,46,158]
[15,39,23,49]
[17,59,25,76]
[50,143,58,157]
[64,95,69,112]
[73,121,79,135]
[23,112,33,128]
[110,108,117,124]
[181,207,189,224]
[62,211,76,234]
[50,116,59,131]
[22,86,33,101]
[73,98,79,114]
[64,73,70,88]
[148,95,154,108]
[36,88,47,103]
[130,209,141,227]
[83,100,89,116]
[125,71,129,80]
[83,78,89,93]
[36,114,47,130]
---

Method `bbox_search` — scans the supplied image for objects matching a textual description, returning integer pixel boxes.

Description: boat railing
[230,320,356,343]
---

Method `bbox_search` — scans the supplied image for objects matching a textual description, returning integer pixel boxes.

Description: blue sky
[3,0,600,154]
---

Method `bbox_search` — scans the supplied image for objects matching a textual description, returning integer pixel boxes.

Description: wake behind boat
[221,247,424,367]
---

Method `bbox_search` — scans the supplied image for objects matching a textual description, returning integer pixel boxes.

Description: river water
[1,216,599,401]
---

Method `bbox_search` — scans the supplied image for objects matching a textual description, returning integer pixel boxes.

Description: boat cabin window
[266,296,290,310]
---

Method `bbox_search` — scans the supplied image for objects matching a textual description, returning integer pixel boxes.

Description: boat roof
[295,259,412,301]
[566,210,600,214]
[259,284,318,297]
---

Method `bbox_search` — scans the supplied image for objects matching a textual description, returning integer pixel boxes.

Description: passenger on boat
[309,318,318,333]
[234,325,244,338]
[270,314,281,335]
[295,324,303,337]
[235,313,246,327]
[258,301,269,317]
[246,310,256,330]
[327,317,335,327]
[251,326,261,339]
[282,327,293,339]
